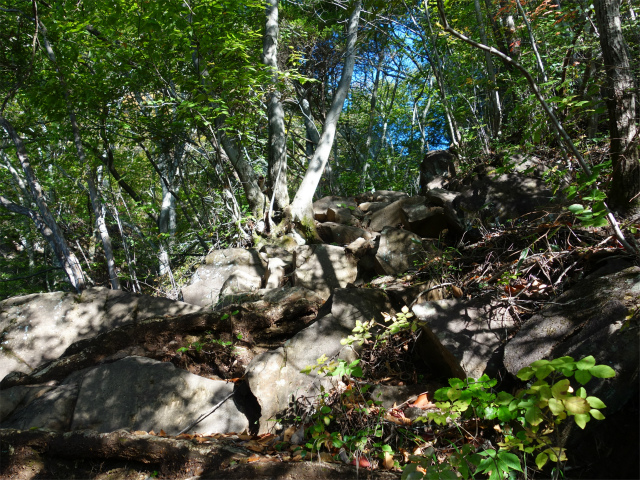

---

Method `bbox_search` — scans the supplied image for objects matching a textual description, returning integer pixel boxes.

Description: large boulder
[312,196,357,222]
[412,299,516,379]
[0,287,203,382]
[375,227,424,276]
[181,248,265,308]
[455,173,552,224]
[70,356,249,434]
[1,356,249,434]
[400,203,461,238]
[317,222,372,245]
[293,245,358,299]
[369,196,426,232]
[245,288,394,433]
[504,264,640,413]
[420,150,457,192]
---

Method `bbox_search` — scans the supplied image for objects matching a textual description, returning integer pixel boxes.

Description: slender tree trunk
[0,117,86,292]
[594,0,640,211]
[263,0,289,212]
[423,0,461,147]
[213,117,266,217]
[40,22,120,289]
[474,0,502,137]
[289,0,362,230]
[359,50,383,191]
[87,171,120,289]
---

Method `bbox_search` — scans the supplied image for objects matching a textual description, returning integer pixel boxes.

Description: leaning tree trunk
[39,21,120,289]
[0,117,86,292]
[288,0,362,232]
[594,0,640,211]
[263,0,289,213]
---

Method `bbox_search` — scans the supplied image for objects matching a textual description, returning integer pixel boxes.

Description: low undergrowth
[294,308,615,480]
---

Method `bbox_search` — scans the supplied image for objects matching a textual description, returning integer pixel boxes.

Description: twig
[177,391,234,435]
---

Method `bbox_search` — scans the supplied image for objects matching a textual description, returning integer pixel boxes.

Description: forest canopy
[1,0,638,298]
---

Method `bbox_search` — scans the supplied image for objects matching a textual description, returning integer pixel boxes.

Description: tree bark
[289,0,362,231]
[213,117,266,218]
[422,0,461,147]
[263,0,289,212]
[474,0,502,137]
[594,0,639,211]
[0,117,86,292]
[39,22,120,289]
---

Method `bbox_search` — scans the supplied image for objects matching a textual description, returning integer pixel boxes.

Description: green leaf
[586,396,606,409]
[548,398,564,415]
[576,356,596,370]
[574,413,590,429]
[589,364,616,378]
[568,204,585,214]
[536,452,549,469]
[551,379,571,399]
[517,366,535,381]
[525,406,544,426]
[574,370,592,385]
[497,451,523,471]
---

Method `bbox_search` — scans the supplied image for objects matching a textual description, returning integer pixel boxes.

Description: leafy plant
[407,355,615,480]
[340,306,418,347]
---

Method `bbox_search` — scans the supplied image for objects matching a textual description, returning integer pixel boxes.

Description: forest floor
[2,208,639,480]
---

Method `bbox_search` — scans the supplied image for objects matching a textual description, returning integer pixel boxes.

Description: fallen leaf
[351,456,371,468]
[148,430,156,436]
[385,411,412,426]
[244,441,265,453]
[319,452,334,463]
[452,285,463,298]
[283,425,297,442]
[247,455,261,463]
[238,433,253,441]
[158,430,167,437]
[382,452,395,470]
[410,393,436,409]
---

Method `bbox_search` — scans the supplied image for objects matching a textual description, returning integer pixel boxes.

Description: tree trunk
[474,0,502,138]
[289,0,362,231]
[423,0,461,147]
[263,0,289,212]
[40,22,120,289]
[594,0,640,211]
[359,49,383,191]
[0,117,86,292]
[213,117,266,217]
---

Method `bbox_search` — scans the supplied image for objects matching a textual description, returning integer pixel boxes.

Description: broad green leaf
[586,396,606,409]
[525,406,544,426]
[574,370,592,385]
[497,451,523,471]
[576,355,596,370]
[536,452,548,469]
[590,409,605,420]
[517,366,535,381]
[551,379,571,399]
[534,364,554,380]
[548,397,564,415]
[589,364,616,378]
[568,204,585,214]
[574,413,590,429]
